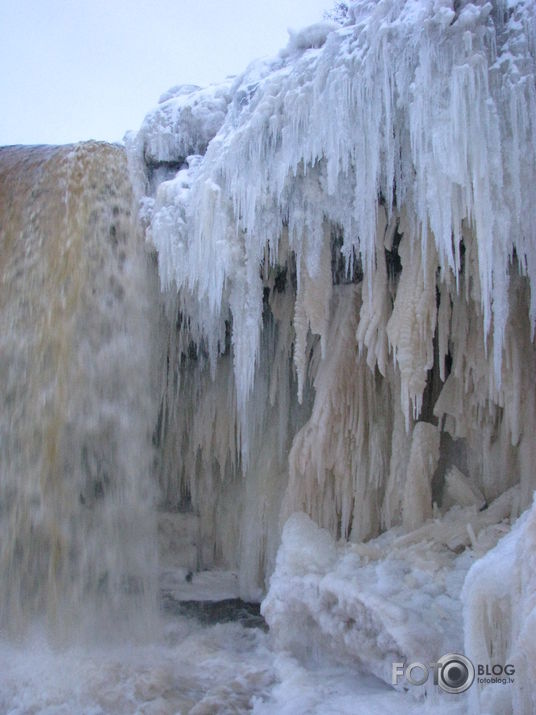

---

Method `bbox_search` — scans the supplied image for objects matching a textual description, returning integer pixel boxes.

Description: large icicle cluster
[128,1,536,710]
[131,0,536,417]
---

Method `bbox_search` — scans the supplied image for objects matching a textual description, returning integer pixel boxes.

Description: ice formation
[125,0,536,711]
[1,0,536,712]
[463,496,536,714]
[263,487,520,693]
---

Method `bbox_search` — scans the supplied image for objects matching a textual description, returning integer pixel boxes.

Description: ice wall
[263,485,521,699]
[133,0,536,403]
[463,496,536,715]
[129,0,536,707]
[0,143,161,642]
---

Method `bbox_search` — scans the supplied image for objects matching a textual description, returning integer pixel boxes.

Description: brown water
[0,142,161,643]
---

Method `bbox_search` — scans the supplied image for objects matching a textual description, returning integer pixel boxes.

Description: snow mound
[283,22,339,54]
[135,82,233,168]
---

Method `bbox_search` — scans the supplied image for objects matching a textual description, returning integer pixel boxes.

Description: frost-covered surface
[131,0,536,411]
[463,495,536,715]
[129,0,536,536]
[133,82,232,190]
[263,488,518,692]
[124,0,536,711]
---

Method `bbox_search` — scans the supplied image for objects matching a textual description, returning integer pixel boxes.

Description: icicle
[293,226,332,402]
[286,285,392,543]
[127,0,536,646]
[402,422,440,532]
[386,226,438,429]
[132,0,536,427]
[356,206,392,376]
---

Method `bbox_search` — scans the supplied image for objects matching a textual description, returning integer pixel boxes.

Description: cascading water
[0,142,161,643]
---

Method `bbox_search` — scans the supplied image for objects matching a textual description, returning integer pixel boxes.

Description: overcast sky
[0,0,332,146]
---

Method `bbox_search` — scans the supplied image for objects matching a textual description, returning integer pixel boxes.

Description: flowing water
[0,142,288,714]
[0,143,160,644]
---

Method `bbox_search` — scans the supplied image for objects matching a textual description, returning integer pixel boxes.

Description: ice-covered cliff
[127,0,536,711]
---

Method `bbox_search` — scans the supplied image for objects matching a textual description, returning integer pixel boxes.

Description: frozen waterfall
[1,0,535,713]
[127,0,536,711]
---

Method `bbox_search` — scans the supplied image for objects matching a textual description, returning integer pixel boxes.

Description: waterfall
[0,142,161,642]
[1,1,535,712]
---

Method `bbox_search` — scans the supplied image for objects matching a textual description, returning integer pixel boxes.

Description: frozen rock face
[138,82,231,166]
[127,81,233,197]
[129,0,536,709]
[136,0,536,412]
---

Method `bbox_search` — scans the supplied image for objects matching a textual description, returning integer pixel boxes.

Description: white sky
[0,0,331,146]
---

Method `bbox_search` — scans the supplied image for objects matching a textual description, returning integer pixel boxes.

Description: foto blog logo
[392,654,473,694]
[392,654,516,694]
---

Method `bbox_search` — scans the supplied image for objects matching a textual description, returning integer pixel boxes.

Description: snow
[135,82,232,168]
[282,22,340,54]
[160,568,240,603]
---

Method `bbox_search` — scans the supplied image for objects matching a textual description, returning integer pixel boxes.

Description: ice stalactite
[149,0,532,391]
[152,283,310,600]
[286,284,394,543]
[386,224,438,429]
[131,0,536,454]
[293,224,333,402]
[402,422,440,531]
